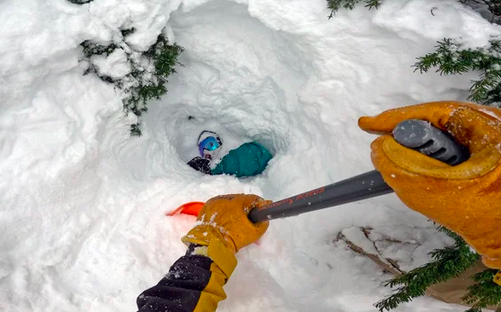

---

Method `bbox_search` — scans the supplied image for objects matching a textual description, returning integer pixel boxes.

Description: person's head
[198,131,222,160]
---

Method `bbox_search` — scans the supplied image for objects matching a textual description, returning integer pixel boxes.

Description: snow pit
[147,2,317,173]
[156,103,281,168]
[1,0,500,311]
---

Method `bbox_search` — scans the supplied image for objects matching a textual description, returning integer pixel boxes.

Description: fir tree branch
[375,228,480,312]
[376,226,501,312]
[81,34,183,136]
[463,269,501,311]
[414,38,501,106]
[464,308,482,312]
[327,0,382,18]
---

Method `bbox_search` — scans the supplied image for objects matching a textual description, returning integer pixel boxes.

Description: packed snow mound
[1,0,500,311]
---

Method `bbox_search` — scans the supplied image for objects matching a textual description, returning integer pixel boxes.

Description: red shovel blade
[168,202,205,217]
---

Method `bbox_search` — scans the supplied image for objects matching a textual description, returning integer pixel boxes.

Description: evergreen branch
[375,229,480,312]
[81,41,119,59]
[80,34,183,136]
[414,38,501,106]
[327,0,382,18]
[464,308,482,312]
[463,269,501,310]
[469,68,501,103]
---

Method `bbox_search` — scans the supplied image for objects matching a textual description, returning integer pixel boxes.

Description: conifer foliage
[82,34,183,136]
[375,227,501,312]
[69,1,183,136]
[414,38,501,106]
[327,0,501,20]
[326,0,381,17]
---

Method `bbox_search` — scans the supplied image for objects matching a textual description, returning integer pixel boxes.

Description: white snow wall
[1,0,500,311]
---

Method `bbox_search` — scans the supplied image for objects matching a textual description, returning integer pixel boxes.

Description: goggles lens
[199,136,221,157]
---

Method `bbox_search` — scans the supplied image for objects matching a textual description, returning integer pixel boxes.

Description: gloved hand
[358,101,501,269]
[182,194,270,253]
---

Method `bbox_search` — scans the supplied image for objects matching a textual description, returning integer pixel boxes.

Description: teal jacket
[211,142,273,177]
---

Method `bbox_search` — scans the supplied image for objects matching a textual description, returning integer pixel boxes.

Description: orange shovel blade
[168,202,205,217]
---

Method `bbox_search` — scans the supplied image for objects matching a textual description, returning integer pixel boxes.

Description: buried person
[188,130,273,178]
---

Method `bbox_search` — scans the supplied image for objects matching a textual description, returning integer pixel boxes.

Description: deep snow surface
[1,0,500,311]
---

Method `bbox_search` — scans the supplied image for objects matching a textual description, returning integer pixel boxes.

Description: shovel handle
[248,170,392,223]
[248,119,469,223]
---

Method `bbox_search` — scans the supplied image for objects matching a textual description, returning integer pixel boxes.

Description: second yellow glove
[359,101,501,269]
[182,194,270,254]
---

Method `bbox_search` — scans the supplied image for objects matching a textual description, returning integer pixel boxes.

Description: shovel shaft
[248,170,393,223]
[246,119,469,224]
[248,119,470,223]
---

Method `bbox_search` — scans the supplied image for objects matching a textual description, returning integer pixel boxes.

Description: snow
[0,0,498,311]
[373,0,501,48]
[91,49,131,79]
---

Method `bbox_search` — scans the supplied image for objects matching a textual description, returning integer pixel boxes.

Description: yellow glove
[182,194,270,254]
[359,101,501,269]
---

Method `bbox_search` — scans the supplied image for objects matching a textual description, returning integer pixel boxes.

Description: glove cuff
[182,227,237,278]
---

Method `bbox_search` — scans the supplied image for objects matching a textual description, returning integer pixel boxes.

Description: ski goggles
[198,136,222,157]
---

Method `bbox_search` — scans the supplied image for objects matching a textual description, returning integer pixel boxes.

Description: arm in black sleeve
[137,242,235,312]
[137,245,214,312]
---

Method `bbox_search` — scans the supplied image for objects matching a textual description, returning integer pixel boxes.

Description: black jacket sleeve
[137,246,215,312]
